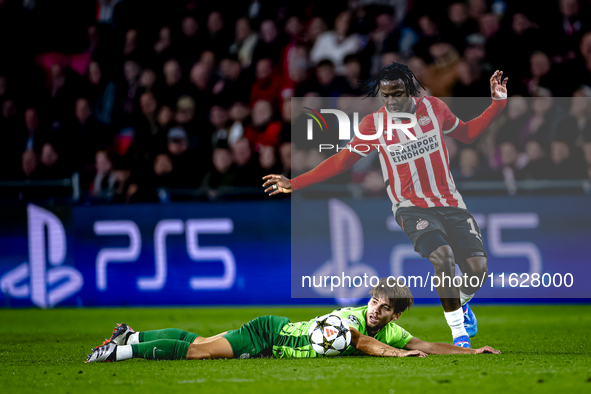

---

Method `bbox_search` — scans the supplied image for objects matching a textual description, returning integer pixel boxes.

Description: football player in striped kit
[263,62,508,348]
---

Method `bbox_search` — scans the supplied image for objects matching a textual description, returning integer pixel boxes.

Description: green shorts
[222,315,290,359]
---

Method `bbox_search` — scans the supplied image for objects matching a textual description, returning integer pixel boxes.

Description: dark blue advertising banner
[291,196,591,301]
[0,201,291,308]
[1,196,590,308]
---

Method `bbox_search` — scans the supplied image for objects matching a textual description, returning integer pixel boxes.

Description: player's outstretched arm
[262,148,362,196]
[350,327,428,358]
[404,337,501,355]
[446,70,508,144]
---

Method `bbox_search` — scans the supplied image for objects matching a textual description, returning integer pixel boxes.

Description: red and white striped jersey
[346,96,466,211]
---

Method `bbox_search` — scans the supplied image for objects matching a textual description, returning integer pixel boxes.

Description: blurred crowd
[1,0,591,202]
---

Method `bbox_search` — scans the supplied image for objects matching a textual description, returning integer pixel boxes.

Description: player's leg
[127,328,199,345]
[105,323,200,346]
[443,208,488,338]
[86,339,195,363]
[396,208,469,347]
[186,336,234,359]
[420,239,469,347]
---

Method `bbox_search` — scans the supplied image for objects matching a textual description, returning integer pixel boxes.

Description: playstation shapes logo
[0,204,83,308]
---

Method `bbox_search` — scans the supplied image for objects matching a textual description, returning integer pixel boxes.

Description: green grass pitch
[1,305,590,393]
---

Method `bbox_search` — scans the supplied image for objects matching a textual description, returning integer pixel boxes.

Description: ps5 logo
[0,204,83,308]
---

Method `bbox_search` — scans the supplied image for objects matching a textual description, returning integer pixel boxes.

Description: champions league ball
[308,314,352,356]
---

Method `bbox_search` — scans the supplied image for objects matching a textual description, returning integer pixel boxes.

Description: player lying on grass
[263,63,509,348]
[86,278,500,363]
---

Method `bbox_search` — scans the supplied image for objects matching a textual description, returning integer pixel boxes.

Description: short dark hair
[369,277,414,314]
[317,59,335,68]
[343,54,359,65]
[359,62,425,97]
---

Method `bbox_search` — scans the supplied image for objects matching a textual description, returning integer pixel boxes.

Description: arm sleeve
[384,324,413,349]
[291,114,378,190]
[446,98,507,144]
[290,148,362,190]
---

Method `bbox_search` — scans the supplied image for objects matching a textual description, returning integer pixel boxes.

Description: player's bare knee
[429,245,454,272]
[466,256,488,276]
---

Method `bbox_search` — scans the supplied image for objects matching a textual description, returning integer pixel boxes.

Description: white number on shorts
[467,218,483,243]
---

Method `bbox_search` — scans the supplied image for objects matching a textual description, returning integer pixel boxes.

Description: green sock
[131,339,190,360]
[139,328,198,344]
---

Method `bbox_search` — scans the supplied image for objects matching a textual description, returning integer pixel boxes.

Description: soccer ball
[308,314,352,356]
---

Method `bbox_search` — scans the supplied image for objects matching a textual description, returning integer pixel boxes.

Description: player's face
[380,79,412,113]
[366,297,400,329]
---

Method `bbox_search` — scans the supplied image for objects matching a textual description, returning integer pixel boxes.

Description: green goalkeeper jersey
[272,306,413,358]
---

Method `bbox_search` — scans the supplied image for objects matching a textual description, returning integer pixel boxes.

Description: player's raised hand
[474,346,501,354]
[262,174,293,195]
[490,70,508,99]
[399,350,428,358]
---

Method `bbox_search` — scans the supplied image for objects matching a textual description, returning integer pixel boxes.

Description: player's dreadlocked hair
[359,62,426,97]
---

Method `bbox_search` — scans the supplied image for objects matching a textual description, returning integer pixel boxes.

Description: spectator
[231,137,261,186]
[209,105,231,148]
[342,54,363,95]
[188,61,213,123]
[35,142,69,180]
[310,11,362,74]
[21,149,38,180]
[445,2,479,54]
[48,64,80,123]
[96,0,121,25]
[139,68,159,94]
[162,59,184,106]
[175,95,199,138]
[258,145,281,177]
[498,12,542,88]
[123,29,140,58]
[227,101,250,146]
[244,100,282,149]
[92,150,116,200]
[556,86,591,147]
[454,148,482,181]
[87,61,117,125]
[177,16,203,70]
[298,59,350,97]
[495,95,530,149]
[413,15,442,63]
[117,59,141,119]
[552,0,586,60]
[229,17,258,69]
[518,90,565,151]
[152,26,174,68]
[250,58,292,111]
[497,141,523,194]
[525,51,554,95]
[202,144,236,192]
[204,11,232,61]
[213,55,250,106]
[166,127,203,188]
[70,97,110,188]
[454,34,492,98]
[479,13,503,70]
[157,105,175,131]
[424,42,460,97]
[252,19,287,65]
[547,138,587,179]
[306,16,328,46]
[407,56,431,96]
[517,137,553,180]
